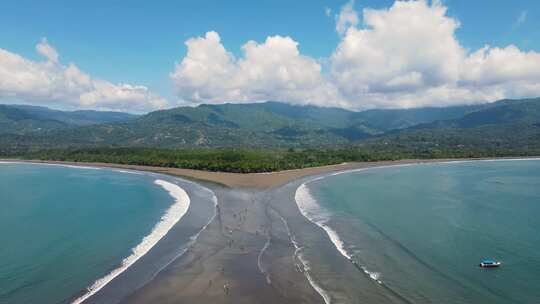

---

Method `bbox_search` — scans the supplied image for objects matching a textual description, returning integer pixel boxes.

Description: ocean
[296,160,540,303]
[0,163,192,304]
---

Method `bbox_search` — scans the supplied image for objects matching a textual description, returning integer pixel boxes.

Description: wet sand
[3,157,536,304]
[120,187,325,304]
[115,159,442,304]
[84,159,462,304]
[1,159,359,188]
[0,158,483,189]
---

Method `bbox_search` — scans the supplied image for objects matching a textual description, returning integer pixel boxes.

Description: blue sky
[1,0,539,112]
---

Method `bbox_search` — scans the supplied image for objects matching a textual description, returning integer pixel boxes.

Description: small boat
[479,259,501,268]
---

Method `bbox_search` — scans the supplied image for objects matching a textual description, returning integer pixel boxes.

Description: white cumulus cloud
[0,40,167,112]
[36,38,59,64]
[335,0,359,36]
[171,1,540,110]
[331,0,464,106]
[170,31,343,107]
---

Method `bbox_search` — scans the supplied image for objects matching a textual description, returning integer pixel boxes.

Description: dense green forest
[3,146,538,173]
[1,148,382,173]
[1,98,539,172]
[0,101,497,148]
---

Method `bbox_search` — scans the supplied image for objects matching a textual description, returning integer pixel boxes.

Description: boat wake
[72,179,190,304]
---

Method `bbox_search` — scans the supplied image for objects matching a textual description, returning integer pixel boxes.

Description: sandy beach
[1,158,496,189]
[2,159,361,189]
[3,157,537,304]
[92,158,461,304]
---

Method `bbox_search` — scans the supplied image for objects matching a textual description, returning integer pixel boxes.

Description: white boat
[479,259,501,268]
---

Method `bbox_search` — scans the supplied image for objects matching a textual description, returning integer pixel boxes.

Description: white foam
[0,161,101,170]
[112,169,144,175]
[147,193,218,283]
[257,237,272,284]
[294,157,540,262]
[313,157,540,182]
[72,179,190,304]
[295,184,352,260]
[292,157,540,288]
[295,178,386,288]
[58,164,102,170]
[301,256,332,304]
[361,266,382,284]
[277,214,332,304]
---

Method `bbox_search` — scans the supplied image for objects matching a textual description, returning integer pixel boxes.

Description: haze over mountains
[1,98,539,152]
[0,104,138,134]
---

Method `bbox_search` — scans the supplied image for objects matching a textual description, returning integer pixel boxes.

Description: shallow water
[0,163,178,304]
[304,160,540,303]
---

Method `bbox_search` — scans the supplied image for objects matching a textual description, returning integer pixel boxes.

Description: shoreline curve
[292,157,540,299]
[72,179,190,304]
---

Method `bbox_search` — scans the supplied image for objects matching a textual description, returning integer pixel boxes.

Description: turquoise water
[0,163,174,304]
[308,160,540,303]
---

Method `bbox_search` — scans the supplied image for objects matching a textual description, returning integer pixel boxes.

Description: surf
[276,211,332,304]
[72,179,190,304]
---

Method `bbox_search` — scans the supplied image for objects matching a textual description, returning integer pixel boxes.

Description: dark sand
[87,159,459,304]
[1,159,468,189]
[116,159,440,304]
[120,187,325,304]
[4,158,535,303]
[3,157,535,189]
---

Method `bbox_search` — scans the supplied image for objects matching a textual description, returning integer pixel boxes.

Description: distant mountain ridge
[1,98,539,151]
[0,104,138,135]
[411,98,540,129]
[372,98,540,154]
[7,104,138,124]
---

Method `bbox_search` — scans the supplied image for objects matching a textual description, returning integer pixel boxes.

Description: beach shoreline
[3,156,538,189]
[71,179,193,304]
[3,157,539,304]
[0,161,219,304]
[290,158,540,303]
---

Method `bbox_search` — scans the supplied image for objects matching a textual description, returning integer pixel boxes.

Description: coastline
[4,156,538,189]
[3,157,539,304]
[292,157,540,303]
[80,171,218,304]
[0,162,218,304]
[71,179,192,304]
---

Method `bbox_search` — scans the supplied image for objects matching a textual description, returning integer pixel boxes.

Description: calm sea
[0,163,176,304]
[304,160,540,303]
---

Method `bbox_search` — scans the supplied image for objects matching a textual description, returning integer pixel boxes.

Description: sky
[0,0,539,113]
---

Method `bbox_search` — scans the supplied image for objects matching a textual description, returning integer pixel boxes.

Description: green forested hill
[9,105,138,125]
[350,104,489,131]
[1,98,540,153]
[370,98,540,156]
[0,104,137,135]
[412,98,540,129]
[0,105,68,135]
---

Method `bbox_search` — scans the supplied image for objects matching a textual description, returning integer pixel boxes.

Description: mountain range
[0,104,137,135]
[1,98,539,153]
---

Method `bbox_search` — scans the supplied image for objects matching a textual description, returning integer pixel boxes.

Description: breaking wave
[72,179,190,304]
